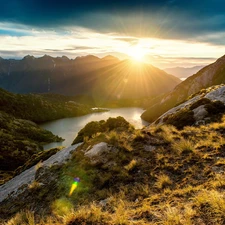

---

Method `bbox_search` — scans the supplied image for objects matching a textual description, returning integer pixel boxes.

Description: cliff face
[142,55,225,122]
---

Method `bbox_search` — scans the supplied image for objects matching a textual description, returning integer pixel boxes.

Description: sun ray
[126,45,147,62]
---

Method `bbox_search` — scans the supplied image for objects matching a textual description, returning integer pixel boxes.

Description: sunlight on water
[41,108,148,149]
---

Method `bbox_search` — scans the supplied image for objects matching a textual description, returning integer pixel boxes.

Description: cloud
[1,0,225,45]
[113,37,139,46]
[1,1,225,67]
[67,46,102,50]
[146,55,218,68]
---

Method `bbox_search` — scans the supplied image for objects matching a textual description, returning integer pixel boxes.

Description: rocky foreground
[1,116,225,224]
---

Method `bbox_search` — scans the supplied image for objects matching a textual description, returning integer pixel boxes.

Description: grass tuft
[172,138,195,154]
[155,174,172,189]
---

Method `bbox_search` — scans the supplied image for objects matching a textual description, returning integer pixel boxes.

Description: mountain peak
[39,54,53,60]
[102,55,119,61]
[23,55,35,60]
[75,55,100,63]
[61,55,70,61]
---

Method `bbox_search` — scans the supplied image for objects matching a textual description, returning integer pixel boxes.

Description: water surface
[40,108,148,150]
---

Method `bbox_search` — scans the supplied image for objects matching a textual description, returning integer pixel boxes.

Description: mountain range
[164,65,204,79]
[0,55,180,101]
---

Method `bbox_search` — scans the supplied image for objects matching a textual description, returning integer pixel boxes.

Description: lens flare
[52,197,73,216]
[69,177,80,196]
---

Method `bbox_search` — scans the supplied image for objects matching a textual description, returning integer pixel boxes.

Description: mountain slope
[82,60,180,100]
[0,88,92,123]
[142,54,225,122]
[0,55,180,100]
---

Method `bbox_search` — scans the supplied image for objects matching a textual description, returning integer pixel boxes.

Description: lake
[40,107,149,150]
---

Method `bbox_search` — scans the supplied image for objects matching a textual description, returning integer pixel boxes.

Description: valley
[2,0,225,224]
[1,53,225,225]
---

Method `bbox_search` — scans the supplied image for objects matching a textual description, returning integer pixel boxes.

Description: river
[40,107,149,150]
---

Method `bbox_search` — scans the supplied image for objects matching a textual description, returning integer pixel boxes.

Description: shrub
[205,100,225,116]
[72,117,132,144]
[163,108,195,129]
[72,121,104,144]
[189,98,211,110]
[104,116,131,131]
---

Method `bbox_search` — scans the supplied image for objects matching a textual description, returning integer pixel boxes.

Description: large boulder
[85,142,109,158]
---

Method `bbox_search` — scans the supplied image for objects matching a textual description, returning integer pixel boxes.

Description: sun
[127,45,146,62]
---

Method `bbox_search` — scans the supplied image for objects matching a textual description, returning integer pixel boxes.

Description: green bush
[163,108,195,129]
[72,117,132,144]
[190,98,211,110]
[205,100,225,115]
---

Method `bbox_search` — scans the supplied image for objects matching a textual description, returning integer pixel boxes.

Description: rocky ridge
[153,84,225,128]
[142,54,225,122]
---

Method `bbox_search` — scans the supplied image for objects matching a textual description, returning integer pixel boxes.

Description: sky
[1,0,225,68]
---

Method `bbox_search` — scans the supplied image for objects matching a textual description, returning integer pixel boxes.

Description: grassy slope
[2,117,225,224]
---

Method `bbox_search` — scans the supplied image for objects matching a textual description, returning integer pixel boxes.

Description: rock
[144,145,156,152]
[85,142,109,158]
[84,142,118,165]
[152,84,225,128]
[154,95,201,125]
[193,105,208,121]
[212,166,224,173]
[0,143,82,203]
[99,198,109,207]
[205,86,225,103]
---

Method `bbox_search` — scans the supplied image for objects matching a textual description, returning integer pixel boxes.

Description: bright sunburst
[127,45,146,62]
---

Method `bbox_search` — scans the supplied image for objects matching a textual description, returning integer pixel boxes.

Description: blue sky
[1,0,225,67]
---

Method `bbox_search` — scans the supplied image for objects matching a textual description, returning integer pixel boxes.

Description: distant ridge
[164,65,205,79]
